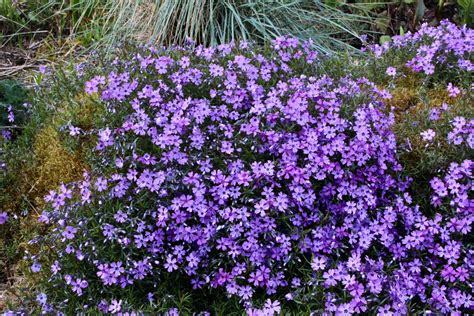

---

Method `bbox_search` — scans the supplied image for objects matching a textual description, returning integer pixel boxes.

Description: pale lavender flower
[421,129,436,142]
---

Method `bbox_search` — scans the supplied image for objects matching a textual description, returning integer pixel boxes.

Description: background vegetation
[1,0,472,78]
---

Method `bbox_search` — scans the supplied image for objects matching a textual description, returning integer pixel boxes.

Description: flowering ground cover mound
[369,20,473,78]
[1,21,473,315]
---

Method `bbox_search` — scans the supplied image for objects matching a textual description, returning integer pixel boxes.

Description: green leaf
[399,25,405,36]
[379,35,391,44]
[458,0,473,10]
[458,0,474,25]
[27,11,39,23]
[415,0,426,22]
[324,0,339,7]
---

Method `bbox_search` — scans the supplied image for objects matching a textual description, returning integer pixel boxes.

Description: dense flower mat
[1,20,473,315]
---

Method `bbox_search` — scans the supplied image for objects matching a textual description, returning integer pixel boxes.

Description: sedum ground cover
[0,20,473,315]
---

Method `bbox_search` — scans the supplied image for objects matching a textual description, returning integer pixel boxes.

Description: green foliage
[0,64,103,309]
[415,0,427,23]
[0,0,110,45]
[392,86,473,209]
[0,79,28,126]
[458,0,474,25]
[0,79,27,105]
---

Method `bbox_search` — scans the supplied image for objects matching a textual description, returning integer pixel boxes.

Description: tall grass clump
[2,0,378,56]
[101,0,375,54]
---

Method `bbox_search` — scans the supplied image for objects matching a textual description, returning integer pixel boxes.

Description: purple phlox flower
[263,299,281,315]
[85,75,106,94]
[7,105,14,123]
[69,125,81,136]
[36,292,47,305]
[164,255,178,272]
[0,212,8,224]
[147,292,154,303]
[311,256,327,271]
[447,82,461,97]
[114,210,128,223]
[31,261,42,273]
[71,278,88,296]
[110,261,125,277]
[385,67,397,77]
[108,299,122,313]
[95,177,108,191]
[63,226,78,240]
[429,108,440,121]
[51,260,61,274]
[166,308,179,316]
[420,129,436,142]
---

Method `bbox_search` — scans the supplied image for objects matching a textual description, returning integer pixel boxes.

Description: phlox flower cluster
[31,34,473,315]
[369,20,473,75]
[447,116,474,148]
